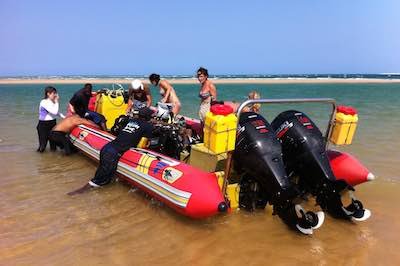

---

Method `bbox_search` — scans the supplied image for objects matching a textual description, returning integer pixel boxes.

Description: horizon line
[1,73,400,78]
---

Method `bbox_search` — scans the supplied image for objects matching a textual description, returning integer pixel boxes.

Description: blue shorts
[85,111,106,125]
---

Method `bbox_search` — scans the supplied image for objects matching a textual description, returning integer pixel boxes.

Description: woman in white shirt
[37,86,64,152]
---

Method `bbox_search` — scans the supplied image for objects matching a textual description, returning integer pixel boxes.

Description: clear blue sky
[0,0,399,76]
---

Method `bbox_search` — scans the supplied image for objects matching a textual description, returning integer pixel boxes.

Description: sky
[0,0,399,76]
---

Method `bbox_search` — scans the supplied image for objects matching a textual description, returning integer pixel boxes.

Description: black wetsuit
[69,88,106,126]
[89,118,153,187]
[37,120,57,152]
[49,131,74,155]
[69,88,91,118]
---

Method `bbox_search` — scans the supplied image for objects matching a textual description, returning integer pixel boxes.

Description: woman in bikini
[197,67,217,122]
[149,73,181,116]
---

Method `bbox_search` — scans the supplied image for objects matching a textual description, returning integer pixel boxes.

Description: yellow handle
[137,137,149,148]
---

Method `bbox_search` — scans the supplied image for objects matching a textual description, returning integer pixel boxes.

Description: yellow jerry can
[330,106,358,145]
[204,104,238,154]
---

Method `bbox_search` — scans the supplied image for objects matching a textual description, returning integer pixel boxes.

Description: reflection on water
[1,84,400,265]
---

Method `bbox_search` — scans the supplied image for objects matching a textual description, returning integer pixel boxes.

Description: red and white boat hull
[327,150,374,186]
[70,125,226,219]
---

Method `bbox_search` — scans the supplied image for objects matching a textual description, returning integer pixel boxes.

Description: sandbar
[1,77,400,85]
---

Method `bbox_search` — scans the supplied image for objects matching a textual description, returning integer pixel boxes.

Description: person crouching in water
[67,107,154,195]
[49,115,99,155]
[37,86,65,152]
[149,73,181,116]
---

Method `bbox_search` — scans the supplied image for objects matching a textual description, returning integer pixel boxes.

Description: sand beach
[1,77,400,85]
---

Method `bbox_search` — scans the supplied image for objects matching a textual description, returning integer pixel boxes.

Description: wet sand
[2,77,400,85]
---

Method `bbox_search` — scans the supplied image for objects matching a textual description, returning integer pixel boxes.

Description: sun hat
[131,79,144,91]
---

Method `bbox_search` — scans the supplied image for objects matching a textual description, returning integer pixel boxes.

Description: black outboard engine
[271,110,370,221]
[234,112,324,234]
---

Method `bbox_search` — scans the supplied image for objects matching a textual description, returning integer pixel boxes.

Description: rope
[97,85,125,107]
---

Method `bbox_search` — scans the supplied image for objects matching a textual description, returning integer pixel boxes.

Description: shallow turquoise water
[1,82,399,179]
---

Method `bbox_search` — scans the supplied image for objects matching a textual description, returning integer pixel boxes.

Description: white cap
[131,79,144,91]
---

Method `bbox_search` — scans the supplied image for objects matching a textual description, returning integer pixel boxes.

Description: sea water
[1,82,400,265]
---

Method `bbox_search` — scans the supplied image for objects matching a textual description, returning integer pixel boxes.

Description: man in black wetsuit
[69,83,92,117]
[69,83,107,130]
[68,107,154,195]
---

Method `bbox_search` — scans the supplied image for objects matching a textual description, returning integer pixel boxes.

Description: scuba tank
[233,112,324,234]
[271,110,370,221]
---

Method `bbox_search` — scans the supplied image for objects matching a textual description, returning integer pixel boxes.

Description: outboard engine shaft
[234,112,324,234]
[271,110,370,221]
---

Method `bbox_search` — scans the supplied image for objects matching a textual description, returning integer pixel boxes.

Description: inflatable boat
[69,89,373,233]
[69,124,227,219]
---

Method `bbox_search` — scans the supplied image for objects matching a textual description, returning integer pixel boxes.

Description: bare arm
[126,99,133,113]
[146,91,152,107]
[209,82,217,100]
[160,80,173,103]
[224,101,240,113]
[241,106,251,113]
[68,103,76,114]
